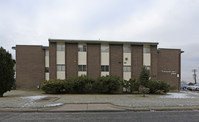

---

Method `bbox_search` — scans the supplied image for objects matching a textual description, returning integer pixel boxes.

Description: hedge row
[41,75,121,94]
[122,79,170,94]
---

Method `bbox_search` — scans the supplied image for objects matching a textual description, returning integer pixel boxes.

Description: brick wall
[16,45,45,89]
[151,45,158,79]
[87,44,101,79]
[131,45,143,79]
[157,49,181,91]
[66,43,78,78]
[49,42,56,79]
[110,44,123,79]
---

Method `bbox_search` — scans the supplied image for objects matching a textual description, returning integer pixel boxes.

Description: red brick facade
[157,49,181,91]
[14,39,182,91]
[65,43,78,78]
[16,45,45,89]
[87,44,101,79]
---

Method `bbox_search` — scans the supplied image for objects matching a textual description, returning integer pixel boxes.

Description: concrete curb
[1,103,199,112]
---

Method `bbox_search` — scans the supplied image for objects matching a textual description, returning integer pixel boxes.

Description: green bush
[139,67,150,87]
[147,80,170,94]
[129,79,140,92]
[139,86,150,97]
[94,75,121,93]
[68,75,95,93]
[0,47,15,97]
[122,80,130,93]
[41,79,66,94]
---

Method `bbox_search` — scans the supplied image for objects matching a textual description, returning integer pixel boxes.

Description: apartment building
[13,39,183,91]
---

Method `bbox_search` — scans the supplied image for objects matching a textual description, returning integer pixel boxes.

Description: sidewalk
[1,90,199,112]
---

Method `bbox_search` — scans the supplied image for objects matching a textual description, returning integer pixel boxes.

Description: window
[45,50,49,56]
[57,64,65,71]
[45,67,49,72]
[101,65,109,72]
[123,66,131,72]
[101,45,109,52]
[57,43,65,51]
[123,45,131,53]
[144,45,150,53]
[145,66,151,72]
[78,44,87,52]
[78,65,87,71]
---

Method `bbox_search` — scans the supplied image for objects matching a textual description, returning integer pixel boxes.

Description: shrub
[129,79,140,92]
[0,47,15,97]
[41,79,66,94]
[139,86,150,97]
[147,80,170,94]
[94,75,121,93]
[67,75,95,94]
[139,67,150,87]
[122,80,130,93]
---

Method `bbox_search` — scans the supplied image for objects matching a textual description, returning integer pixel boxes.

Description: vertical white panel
[123,44,131,80]
[123,53,131,66]
[78,44,87,75]
[78,71,87,76]
[123,72,131,80]
[101,44,109,76]
[101,53,109,65]
[78,52,87,65]
[143,53,151,66]
[101,72,109,76]
[57,72,65,79]
[56,43,65,79]
[57,51,65,64]
[45,56,49,67]
[45,73,49,80]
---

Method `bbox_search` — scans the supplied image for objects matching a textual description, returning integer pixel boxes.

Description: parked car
[187,83,199,91]
[181,84,188,90]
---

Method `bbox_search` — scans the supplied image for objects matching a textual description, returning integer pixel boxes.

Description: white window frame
[123,45,131,53]
[123,66,131,72]
[101,45,109,53]
[78,65,87,71]
[101,65,109,72]
[57,43,65,51]
[57,64,65,71]
[78,44,87,52]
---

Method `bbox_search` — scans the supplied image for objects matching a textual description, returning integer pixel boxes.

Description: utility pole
[192,69,198,84]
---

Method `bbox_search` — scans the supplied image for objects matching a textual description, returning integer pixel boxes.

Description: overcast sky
[0,0,199,83]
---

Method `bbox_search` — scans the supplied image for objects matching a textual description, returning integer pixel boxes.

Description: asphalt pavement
[1,111,199,122]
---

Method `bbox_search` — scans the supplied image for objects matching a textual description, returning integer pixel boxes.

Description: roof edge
[48,38,159,45]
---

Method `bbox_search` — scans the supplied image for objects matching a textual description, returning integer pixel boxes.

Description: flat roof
[48,39,159,45]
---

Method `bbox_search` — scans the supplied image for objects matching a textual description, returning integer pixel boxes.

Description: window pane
[78,44,86,52]
[57,43,65,51]
[78,45,83,51]
[83,65,87,71]
[61,65,65,71]
[83,45,87,51]
[145,66,151,71]
[123,66,131,72]
[101,45,109,52]
[61,44,65,51]
[57,44,61,51]
[101,65,109,72]
[78,65,82,71]
[57,65,61,71]
[123,45,131,53]
[144,45,150,53]
[45,50,49,56]
[106,66,109,71]
[45,67,49,72]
